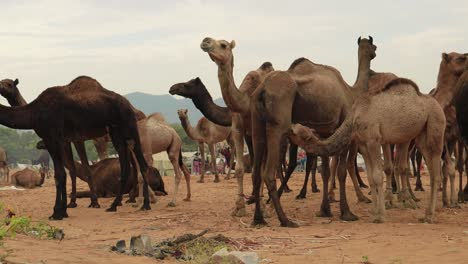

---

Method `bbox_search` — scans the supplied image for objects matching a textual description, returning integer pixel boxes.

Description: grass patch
[175,237,234,264]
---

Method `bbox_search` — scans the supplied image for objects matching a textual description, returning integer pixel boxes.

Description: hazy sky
[0,0,466,103]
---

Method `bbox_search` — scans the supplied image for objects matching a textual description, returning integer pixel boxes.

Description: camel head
[200,37,236,67]
[169,77,207,99]
[148,166,167,196]
[0,78,20,100]
[440,52,467,77]
[177,108,189,120]
[288,124,320,147]
[357,36,377,60]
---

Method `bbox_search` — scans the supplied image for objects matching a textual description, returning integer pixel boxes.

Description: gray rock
[212,248,259,264]
[115,240,127,253]
[130,235,153,254]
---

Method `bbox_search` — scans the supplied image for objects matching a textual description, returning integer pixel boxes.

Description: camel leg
[167,150,182,207]
[208,143,220,183]
[347,142,371,203]
[456,140,465,203]
[406,159,420,202]
[74,141,100,208]
[107,132,132,212]
[395,143,418,209]
[414,150,424,191]
[383,144,397,208]
[337,149,358,221]
[225,135,235,180]
[465,146,468,200]
[277,139,291,192]
[328,156,337,202]
[310,155,319,193]
[355,158,368,188]
[231,122,246,217]
[278,144,298,199]
[361,142,386,223]
[296,154,314,199]
[317,156,332,217]
[442,141,458,208]
[44,138,68,220]
[63,144,78,208]
[251,108,268,226]
[180,162,191,201]
[198,143,206,183]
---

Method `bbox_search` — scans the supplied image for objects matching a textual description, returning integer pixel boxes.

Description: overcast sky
[0,0,466,103]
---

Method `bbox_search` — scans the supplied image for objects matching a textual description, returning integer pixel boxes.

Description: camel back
[381,78,422,96]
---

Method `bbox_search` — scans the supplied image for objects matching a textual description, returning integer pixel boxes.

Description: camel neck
[192,92,232,127]
[180,116,202,141]
[352,54,372,97]
[217,59,250,114]
[6,92,28,107]
[0,103,35,129]
[433,68,460,108]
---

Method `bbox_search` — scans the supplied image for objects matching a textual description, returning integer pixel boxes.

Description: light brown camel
[11,168,46,189]
[136,113,191,207]
[0,76,162,220]
[243,37,376,227]
[177,109,234,183]
[0,78,150,210]
[290,78,446,223]
[430,52,467,207]
[0,147,9,183]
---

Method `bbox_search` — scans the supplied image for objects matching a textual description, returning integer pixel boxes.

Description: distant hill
[125,92,226,124]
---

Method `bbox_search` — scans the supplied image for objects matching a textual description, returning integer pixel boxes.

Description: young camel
[0,76,161,220]
[290,78,445,223]
[11,168,46,189]
[177,109,234,182]
[0,147,9,183]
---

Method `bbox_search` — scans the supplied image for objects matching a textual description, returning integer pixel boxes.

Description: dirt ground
[1,169,468,264]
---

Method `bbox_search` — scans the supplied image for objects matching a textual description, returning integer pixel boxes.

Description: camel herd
[0,35,467,228]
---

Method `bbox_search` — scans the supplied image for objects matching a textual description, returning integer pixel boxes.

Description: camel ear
[14,78,19,86]
[230,40,236,49]
[442,53,451,62]
[195,77,201,84]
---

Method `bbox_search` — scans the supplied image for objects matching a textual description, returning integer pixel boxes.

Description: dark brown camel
[11,168,46,189]
[0,76,160,220]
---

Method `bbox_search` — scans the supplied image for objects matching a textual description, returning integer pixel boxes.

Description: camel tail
[254,90,276,124]
[290,116,353,157]
[178,151,184,167]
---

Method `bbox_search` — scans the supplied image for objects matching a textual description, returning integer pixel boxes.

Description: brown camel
[290,78,446,223]
[136,113,191,207]
[0,78,150,210]
[244,37,376,227]
[177,109,234,182]
[0,147,9,183]
[73,158,167,200]
[430,52,467,207]
[0,76,162,220]
[11,168,46,189]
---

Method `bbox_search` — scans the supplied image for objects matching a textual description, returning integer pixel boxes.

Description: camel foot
[167,201,176,207]
[106,206,117,212]
[358,195,372,204]
[385,200,398,209]
[340,211,359,221]
[140,203,151,211]
[251,216,268,227]
[328,196,338,203]
[49,214,63,221]
[316,208,333,218]
[447,202,461,209]
[372,216,385,224]
[214,177,220,183]
[246,196,256,205]
[359,183,369,189]
[88,201,101,208]
[183,197,191,202]
[402,199,419,209]
[280,220,299,228]
[49,210,67,220]
[231,207,247,217]
[296,191,306,200]
[67,202,77,208]
[283,186,292,193]
[458,192,465,204]
[312,186,320,193]
[125,198,136,204]
[419,216,434,224]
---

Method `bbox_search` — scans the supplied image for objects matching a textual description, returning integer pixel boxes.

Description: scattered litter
[0,186,25,191]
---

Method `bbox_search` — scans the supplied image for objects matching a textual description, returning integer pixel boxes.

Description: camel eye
[220,43,227,49]
[456,57,466,63]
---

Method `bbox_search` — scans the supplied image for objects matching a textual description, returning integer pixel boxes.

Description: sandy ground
[0,169,468,264]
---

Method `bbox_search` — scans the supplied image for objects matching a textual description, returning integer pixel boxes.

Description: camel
[177,109,234,183]
[11,168,46,189]
[0,147,9,183]
[136,113,191,207]
[430,52,467,207]
[32,150,51,178]
[73,158,167,200]
[243,37,376,227]
[290,78,446,223]
[0,76,161,220]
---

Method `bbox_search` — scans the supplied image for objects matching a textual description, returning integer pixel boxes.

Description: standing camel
[32,150,51,178]
[0,76,162,220]
[290,78,445,223]
[0,147,9,183]
[177,109,234,182]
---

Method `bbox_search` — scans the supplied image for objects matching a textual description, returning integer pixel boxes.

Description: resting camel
[0,76,162,220]
[11,168,46,189]
[0,147,9,183]
[290,78,445,223]
[73,158,167,200]
[177,109,234,182]
[245,37,376,227]
[137,113,191,207]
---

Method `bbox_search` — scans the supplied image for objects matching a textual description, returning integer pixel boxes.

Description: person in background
[192,152,201,175]
[298,149,306,172]
[220,146,231,174]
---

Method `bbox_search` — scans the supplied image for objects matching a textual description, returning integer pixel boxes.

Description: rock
[130,235,153,254]
[114,240,127,253]
[211,248,259,264]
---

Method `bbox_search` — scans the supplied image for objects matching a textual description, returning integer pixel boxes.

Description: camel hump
[260,62,273,71]
[68,75,100,85]
[288,57,311,70]
[382,78,421,95]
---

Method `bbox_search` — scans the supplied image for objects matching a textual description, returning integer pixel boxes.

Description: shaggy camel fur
[137,113,191,207]
[0,76,160,220]
[177,109,234,182]
[11,168,46,189]
[0,147,9,183]
[290,78,446,223]
[247,37,376,227]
